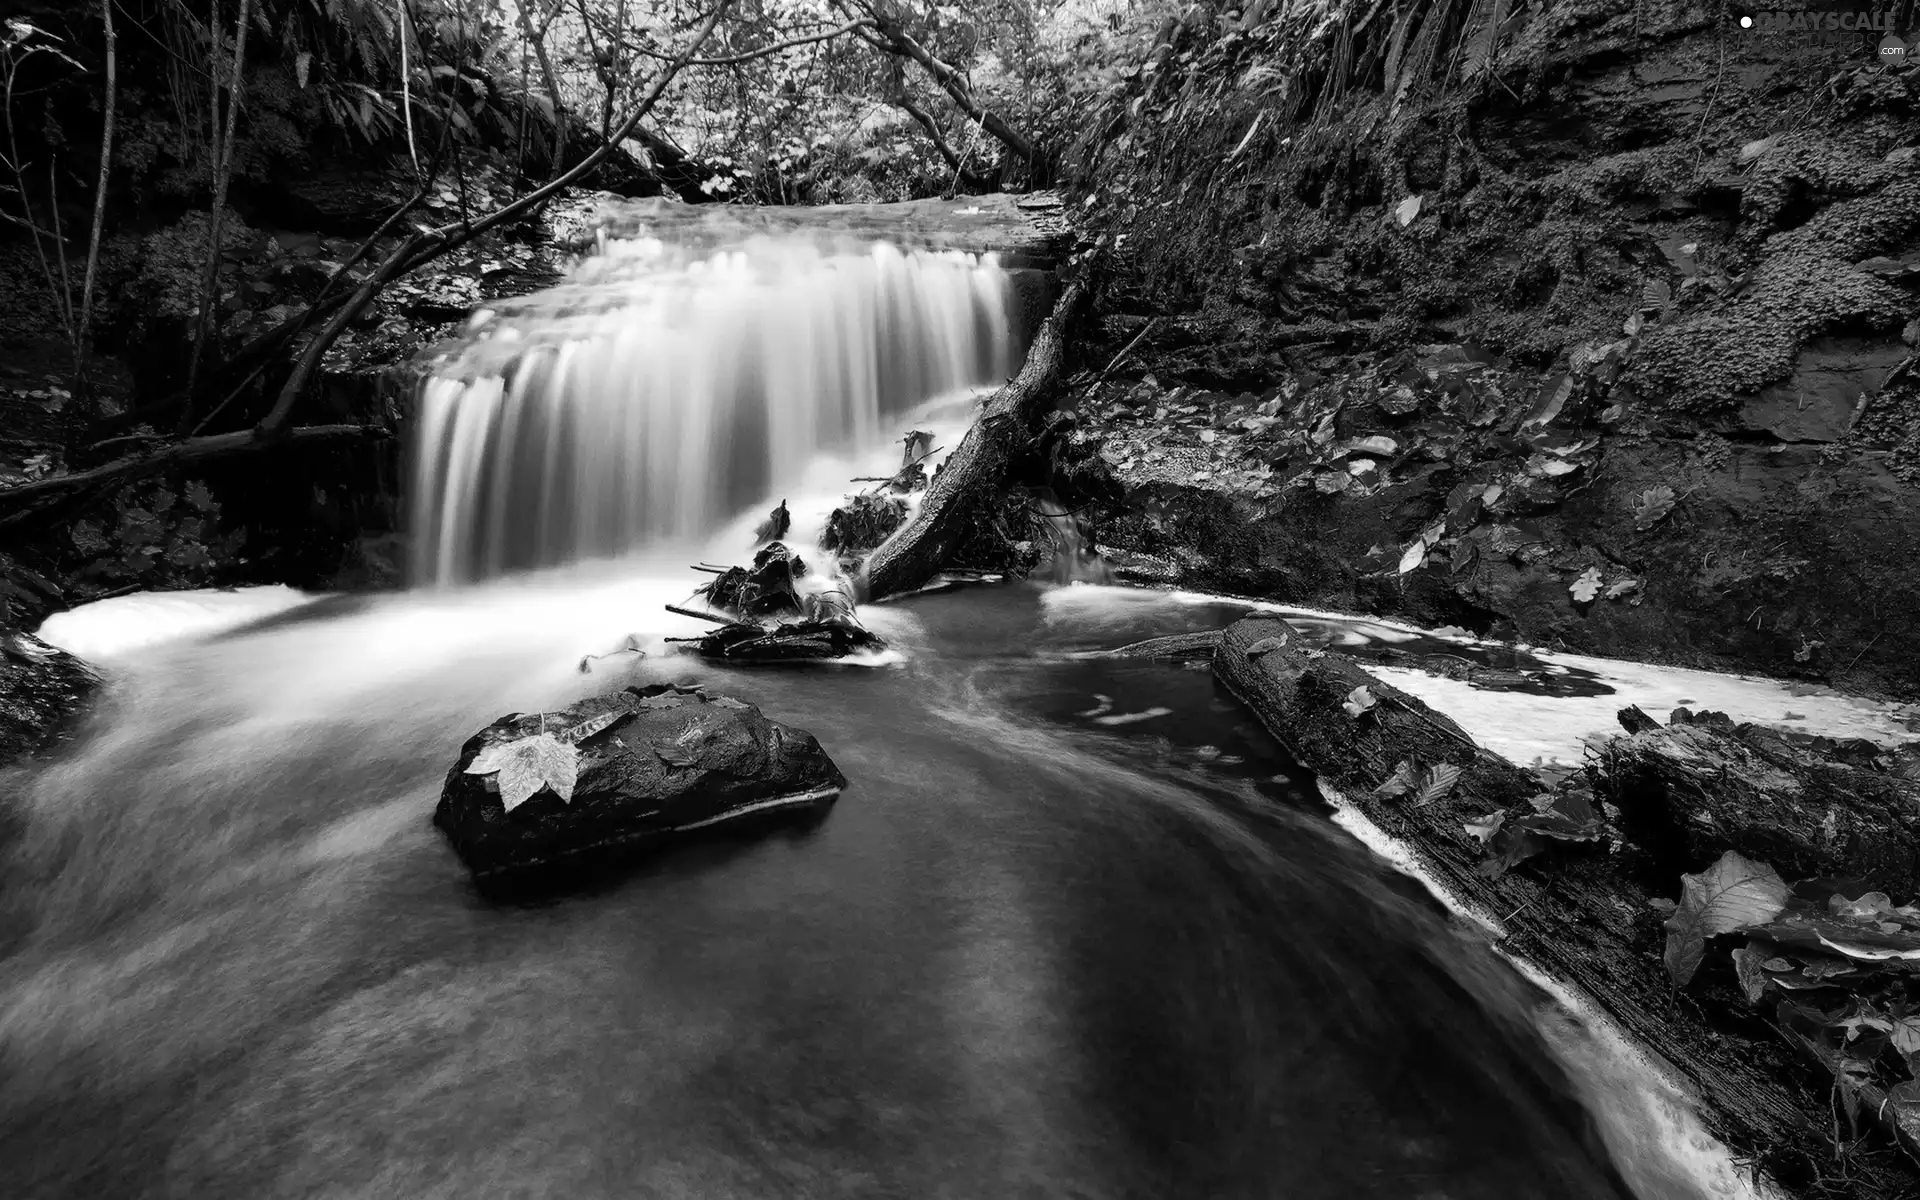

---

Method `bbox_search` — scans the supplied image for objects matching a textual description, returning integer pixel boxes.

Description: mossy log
[858,281,1086,603]
[1211,615,1919,1199]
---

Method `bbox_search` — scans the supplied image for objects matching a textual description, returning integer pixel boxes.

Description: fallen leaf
[1463,811,1505,844]
[1892,1016,1920,1058]
[1374,758,1419,799]
[1398,541,1428,574]
[1342,685,1378,718]
[1416,763,1463,805]
[1815,936,1920,962]
[1570,566,1604,604]
[1738,134,1780,163]
[1515,786,1604,840]
[1662,851,1790,986]
[562,707,629,744]
[1631,485,1676,531]
[1245,634,1289,659]
[466,733,579,813]
[1730,946,1769,1004]
[1395,195,1423,226]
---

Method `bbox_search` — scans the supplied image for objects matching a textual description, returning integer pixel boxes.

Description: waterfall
[409,234,1020,586]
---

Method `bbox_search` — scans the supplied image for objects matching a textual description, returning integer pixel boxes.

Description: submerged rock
[434,683,846,893]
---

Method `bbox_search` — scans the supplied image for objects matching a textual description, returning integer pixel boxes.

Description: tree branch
[893,90,993,190]
[628,18,872,67]
[253,0,739,440]
[515,0,569,182]
[0,425,387,528]
[78,0,116,385]
[846,5,1035,164]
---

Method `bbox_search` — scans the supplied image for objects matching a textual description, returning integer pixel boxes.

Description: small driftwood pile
[666,521,884,663]
[820,429,940,562]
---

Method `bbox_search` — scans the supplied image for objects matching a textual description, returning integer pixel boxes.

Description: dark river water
[0,565,1699,1200]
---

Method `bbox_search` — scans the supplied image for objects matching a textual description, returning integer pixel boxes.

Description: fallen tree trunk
[1211,616,1918,1199]
[1592,719,1920,882]
[858,281,1085,602]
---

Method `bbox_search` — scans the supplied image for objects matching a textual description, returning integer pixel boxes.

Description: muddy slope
[1065,0,1920,697]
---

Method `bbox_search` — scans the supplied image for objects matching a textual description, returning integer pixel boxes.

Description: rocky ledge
[1061,329,1920,700]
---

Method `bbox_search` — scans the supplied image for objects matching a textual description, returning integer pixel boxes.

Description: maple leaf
[465,733,579,813]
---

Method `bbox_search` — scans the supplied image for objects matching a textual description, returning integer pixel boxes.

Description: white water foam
[1042,584,1920,760]
[34,585,317,665]
[1324,785,1782,1200]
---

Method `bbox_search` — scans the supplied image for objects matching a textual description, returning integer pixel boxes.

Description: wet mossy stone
[434,683,846,893]
[0,633,99,769]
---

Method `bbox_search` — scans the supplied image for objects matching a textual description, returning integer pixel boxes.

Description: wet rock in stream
[435,683,847,895]
[0,632,99,768]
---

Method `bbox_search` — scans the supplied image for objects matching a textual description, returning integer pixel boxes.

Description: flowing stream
[3,224,1786,1199]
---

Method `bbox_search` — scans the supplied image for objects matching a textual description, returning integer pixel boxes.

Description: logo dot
[1739,14,1753,26]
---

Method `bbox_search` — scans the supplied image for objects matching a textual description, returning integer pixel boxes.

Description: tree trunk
[858,281,1085,602]
[1592,719,1920,882]
[182,0,253,422]
[77,0,116,392]
[855,12,1035,165]
[1211,616,1919,1199]
[893,92,993,191]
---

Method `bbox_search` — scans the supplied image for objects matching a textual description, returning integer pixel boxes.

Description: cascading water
[408,235,1019,585]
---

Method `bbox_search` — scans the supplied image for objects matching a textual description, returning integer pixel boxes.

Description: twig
[1843,632,1884,674]
[664,602,736,625]
[398,0,418,174]
[629,18,872,66]
[1095,317,1161,387]
[1692,29,1727,165]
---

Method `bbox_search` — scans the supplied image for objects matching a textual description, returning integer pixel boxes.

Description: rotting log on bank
[1211,616,1920,1200]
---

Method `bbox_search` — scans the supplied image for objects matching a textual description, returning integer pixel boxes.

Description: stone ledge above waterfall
[571,191,1071,270]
